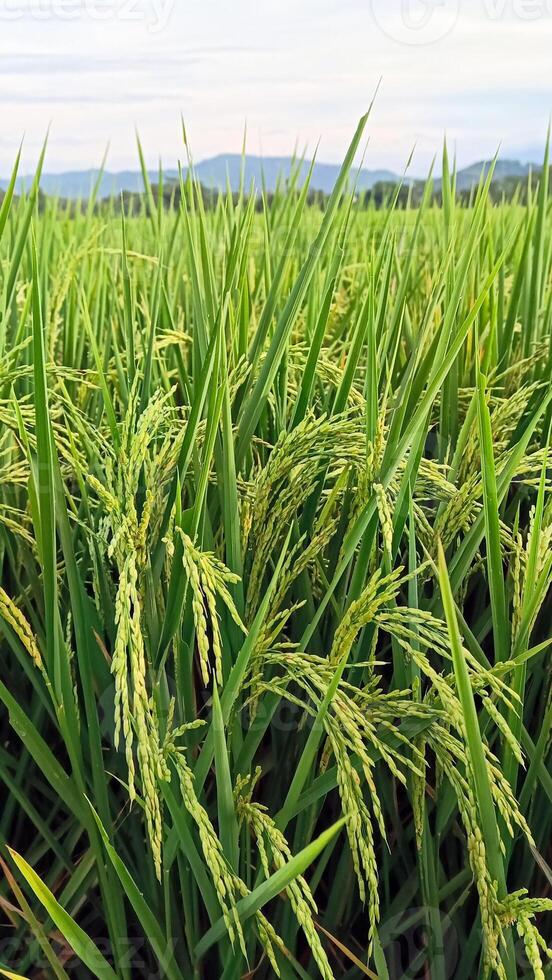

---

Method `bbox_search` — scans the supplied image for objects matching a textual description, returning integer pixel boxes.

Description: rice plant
[0,115,551,979]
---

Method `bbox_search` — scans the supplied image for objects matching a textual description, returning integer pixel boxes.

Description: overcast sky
[1,0,551,176]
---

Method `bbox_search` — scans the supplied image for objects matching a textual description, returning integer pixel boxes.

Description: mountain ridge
[0,154,542,200]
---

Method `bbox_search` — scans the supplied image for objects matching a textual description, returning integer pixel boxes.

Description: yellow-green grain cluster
[0,120,550,979]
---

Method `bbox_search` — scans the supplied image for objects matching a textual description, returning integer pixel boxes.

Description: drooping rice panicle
[0,121,550,980]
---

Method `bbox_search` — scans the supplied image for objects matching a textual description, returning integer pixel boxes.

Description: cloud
[0,0,550,174]
[0,45,255,75]
[0,91,182,104]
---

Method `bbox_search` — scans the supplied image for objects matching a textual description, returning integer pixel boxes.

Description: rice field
[0,115,552,979]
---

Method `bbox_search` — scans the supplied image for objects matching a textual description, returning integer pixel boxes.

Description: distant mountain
[0,155,400,200]
[190,154,398,195]
[451,159,536,192]
[0,155,541,200]
[0,169,177,200]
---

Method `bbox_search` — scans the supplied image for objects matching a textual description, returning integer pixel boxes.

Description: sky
[1,0,551,177]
